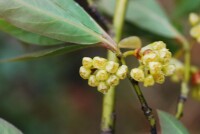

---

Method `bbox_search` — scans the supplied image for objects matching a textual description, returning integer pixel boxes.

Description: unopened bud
[79,66,91,79]
[149,62,162,75]
[150,41,166,50]
[107,75,119,86]
[190,24,200,38]
[158,48,171,63]
[153,73,165,84]
[189,13,199,26]
[96,70,109,81]
[93,56,107,69]
[116,65,128,79]
[144,75,155,87]
[98,82,110,94]
[82,57,93,68]
[130,68,145,82]
[106,61,119,73]
[142,52,158,65]
[163,64,176,76]
[88,75,99,87]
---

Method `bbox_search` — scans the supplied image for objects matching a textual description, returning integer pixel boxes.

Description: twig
[129,77,157,134]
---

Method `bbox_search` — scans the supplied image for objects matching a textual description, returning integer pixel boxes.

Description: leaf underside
[0,45,87,62]
[0,118,23,134]
[158,110,189,134]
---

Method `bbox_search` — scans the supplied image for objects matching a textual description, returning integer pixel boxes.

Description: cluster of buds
[130,41,175,87]
[79,56,128,94]
[189,13,200,43]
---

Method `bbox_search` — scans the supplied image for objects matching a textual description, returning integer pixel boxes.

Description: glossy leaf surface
[0,19,62,45]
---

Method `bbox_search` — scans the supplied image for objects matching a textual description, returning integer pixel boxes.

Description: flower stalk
[100,0,128,133]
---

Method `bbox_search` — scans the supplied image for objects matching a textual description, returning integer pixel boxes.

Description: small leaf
[118,36,142,49]
[0,118,23,134]
[0,0,118,53]
[0,19,63,45]
[158,110,189,134]
[98,0,180,38]
[0,45,87,62]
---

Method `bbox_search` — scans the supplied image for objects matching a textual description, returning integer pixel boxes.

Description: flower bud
[148,62,162,75]
[158,48,171,63]
[153,73,165,84]
[82,57,93,68]
[190,24,200,38]
[96,70,109,81]
[144,75,155,87]
[79,66,91,79]
[93,56,107,69]
[106,75,119,86]
[163,64,176,76]
[130,68,145,82]
[189,13,199,26]
[88,75,99,87]
[142,52,158,65]
[105,61,119,73]
[98,82,110,94]
[116,65,128,79]
[150,41,166,50]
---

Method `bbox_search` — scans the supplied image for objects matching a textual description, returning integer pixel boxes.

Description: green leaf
[98,0,180,38]
[0,118,23,134]
[0,45,87,62]
[118,36,142,49]
[174,0,200,17]
[158,110,189,134]
[0,19,63,45]
[0,0,118,53]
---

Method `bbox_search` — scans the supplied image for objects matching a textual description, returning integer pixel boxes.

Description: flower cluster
[130,41,175,87]
[79,56,128,94]
[189,13,200,43]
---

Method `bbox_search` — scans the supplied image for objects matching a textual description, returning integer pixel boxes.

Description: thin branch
[128,77,157,134]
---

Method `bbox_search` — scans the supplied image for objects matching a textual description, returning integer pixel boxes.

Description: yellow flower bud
[163,64,176,76]
[82,57,93,68]
[88,75,99,87]
[190,24,200,38]
[96,70,109,81]
[79,66,91,79]
[144,75,155,87]
[106,75,119,86]
[150,41,166,50]
[158,48,171,63]
[93,56,107,69]
[189,13,199,26]
[148,62,162,75]
[142,52,158,65]
[116,65,128,79]
[153,73,165,84]
[130,68,145,82]
[98,82,110,94]
[105,61,119,73]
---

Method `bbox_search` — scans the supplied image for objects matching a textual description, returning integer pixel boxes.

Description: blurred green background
[0,0,200,134]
